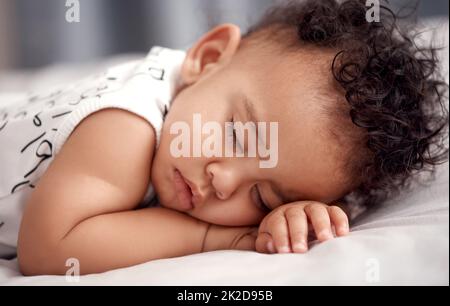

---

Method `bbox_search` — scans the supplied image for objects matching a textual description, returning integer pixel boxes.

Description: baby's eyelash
[229,117,243,152]
[230,118,268,212]
[228,117,235,137]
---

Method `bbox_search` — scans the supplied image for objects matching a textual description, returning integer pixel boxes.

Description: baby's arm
[17,109,256,275]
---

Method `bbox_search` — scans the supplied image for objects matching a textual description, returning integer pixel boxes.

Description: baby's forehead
[237,46,339,104]
[238,38,337,76]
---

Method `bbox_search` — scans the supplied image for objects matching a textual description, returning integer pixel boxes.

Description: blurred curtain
[0,0,17,69]
[1,0,449,69]
[10,0,274,68]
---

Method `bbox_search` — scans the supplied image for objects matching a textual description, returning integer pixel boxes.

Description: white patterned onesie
[0,47,186,257]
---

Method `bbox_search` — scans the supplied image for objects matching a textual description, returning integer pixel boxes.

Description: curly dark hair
[244,0,449,210]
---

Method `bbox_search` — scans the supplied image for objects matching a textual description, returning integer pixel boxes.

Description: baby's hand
[255,201,349,254]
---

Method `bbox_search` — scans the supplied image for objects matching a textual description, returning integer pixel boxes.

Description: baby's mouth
[173,169,194,210]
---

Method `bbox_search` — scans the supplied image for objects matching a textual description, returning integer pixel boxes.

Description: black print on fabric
[149,47,163,56]
[28,95,39,103]
[28,89,62,105]
[11,180,30,193]
[65,92,84,106]
[14,111,27,119]
[33,112,42,127]
[4,72,122,196]
[79,83,110,101]
[12,130,54,194]
[0,110,8,132]
[163,105,168,120]
[45,100,56,108]
[51,110,72,119]
[148,67,165,81]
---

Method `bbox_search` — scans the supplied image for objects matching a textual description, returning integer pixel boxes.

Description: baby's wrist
[201,224,257,252]
[201,223,227,252]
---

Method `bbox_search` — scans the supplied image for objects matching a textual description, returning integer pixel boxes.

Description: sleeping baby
[0,0,447,275]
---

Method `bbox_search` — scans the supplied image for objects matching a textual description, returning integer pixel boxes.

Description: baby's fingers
[328,206,349,236]
[304,204,333,242]
[285,208,308,253]
[268,213,291,253]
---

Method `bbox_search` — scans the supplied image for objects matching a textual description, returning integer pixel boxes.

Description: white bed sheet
[0,19,448,286]
[0,162,447,285]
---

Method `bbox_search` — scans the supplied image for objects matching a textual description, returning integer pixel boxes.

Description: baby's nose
[207,169,227,200]
[206,161,248,201]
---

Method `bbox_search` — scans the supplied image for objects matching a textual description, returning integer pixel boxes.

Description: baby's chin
[155,193,181,213]
[152,181,174,208]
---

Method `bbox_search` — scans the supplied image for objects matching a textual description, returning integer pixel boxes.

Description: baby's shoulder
[49,107,156,203]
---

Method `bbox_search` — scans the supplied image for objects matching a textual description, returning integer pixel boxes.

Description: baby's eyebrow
[242,95,269,154]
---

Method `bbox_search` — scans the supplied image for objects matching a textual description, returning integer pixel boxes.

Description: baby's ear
[181,23,241,85]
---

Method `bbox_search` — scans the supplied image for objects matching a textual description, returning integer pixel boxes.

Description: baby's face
[152,35,350,226]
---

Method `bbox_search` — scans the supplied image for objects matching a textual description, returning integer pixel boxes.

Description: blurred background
[0,0,448,70]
